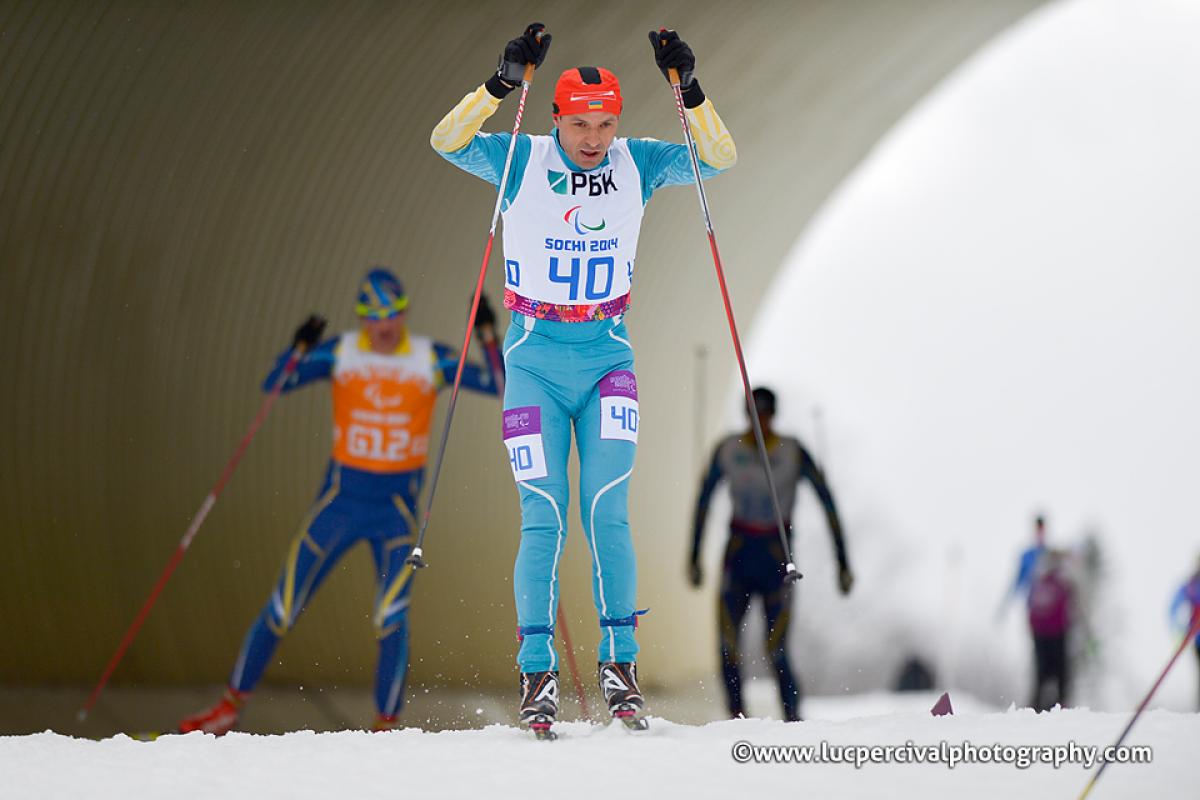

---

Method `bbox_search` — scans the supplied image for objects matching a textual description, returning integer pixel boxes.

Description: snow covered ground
[4,697,1195,800]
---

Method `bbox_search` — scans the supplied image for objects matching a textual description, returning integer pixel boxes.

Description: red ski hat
[553,66,623,118]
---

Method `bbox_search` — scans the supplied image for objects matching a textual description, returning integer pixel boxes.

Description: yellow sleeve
[430,84,503,154]
[685,98,737,170]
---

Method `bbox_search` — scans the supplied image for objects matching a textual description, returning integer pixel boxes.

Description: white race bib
[503,406,549,481]
[598,370,639,443]
[501,137,645,308]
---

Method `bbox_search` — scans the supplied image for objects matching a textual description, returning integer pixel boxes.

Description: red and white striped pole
[662,36,802,582]
[79,345,307,721]
[407,55,539,570]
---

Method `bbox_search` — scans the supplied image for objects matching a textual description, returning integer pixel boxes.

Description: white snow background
[728,0,1200,712]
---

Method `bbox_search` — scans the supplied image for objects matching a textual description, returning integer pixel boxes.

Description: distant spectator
[1027,549,1075,710]
[893,656,936,693]
[1012,514,1048,602]
[1169,558,1200,710]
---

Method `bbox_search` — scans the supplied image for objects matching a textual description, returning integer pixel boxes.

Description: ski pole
[556,605,591,719]
[661,33,802,583]
[79,338,314,721]
[472,298,590,717]
[1077,606,1200,799]
[407,53,540,570]
[473,295,507,396]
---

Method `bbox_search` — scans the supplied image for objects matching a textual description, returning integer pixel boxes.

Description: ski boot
[598,662,648,731]
[518,670,559,740]
[371,714,400,732]
[178,687,248,735]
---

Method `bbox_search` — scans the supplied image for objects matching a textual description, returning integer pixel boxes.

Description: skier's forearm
[262,349,295,392]
[691,456,723,561]
[433,345,499,396]
[479,338,506,392]
[430,83,504,155]
[802,452,846,567]
[690,505,708,563]
[261,340,335,393]
[431,83,530,189]
[685,96,737,171]
[646,30,731,170]
[631,98,735,200]
[814,481,848,566]
[457,362,499,396]
[1014,552,1037,596]
[820,504,849,569]
[827,515,849,570]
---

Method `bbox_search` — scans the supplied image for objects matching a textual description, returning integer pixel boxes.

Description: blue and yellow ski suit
[230,330,494,716]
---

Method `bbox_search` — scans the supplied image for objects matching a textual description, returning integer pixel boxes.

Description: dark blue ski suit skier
[691,388,852,721]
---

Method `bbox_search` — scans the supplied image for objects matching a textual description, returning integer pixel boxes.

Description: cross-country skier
[430,24,737,733]
[690,387,852,721]
[1169,557,1200,709]
[1026,548,1075,710]
[1013,514,1049,600]
[178,269,498,734]
[994,514,1049,624]
[1000,516,1081,710]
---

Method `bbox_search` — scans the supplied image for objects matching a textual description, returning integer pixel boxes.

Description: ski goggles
[355,295,408,320]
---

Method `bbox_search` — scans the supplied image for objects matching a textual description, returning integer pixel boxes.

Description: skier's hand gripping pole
[79,317,326,721]
[656,28,802,584]
[407,32,546,570]
[473,293,506,396]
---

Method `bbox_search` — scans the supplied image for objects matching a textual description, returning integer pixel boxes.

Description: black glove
[490,23,551,93]
[474,292,497,330]
[648,29,695,88]
[292,314,327,351]
[688,560,703,588]
[838,565,855,595]
[505,23,551,68]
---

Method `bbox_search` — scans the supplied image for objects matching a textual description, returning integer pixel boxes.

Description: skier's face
[362,312,407,354]
[555,111,620,170]
[747,407,774,435]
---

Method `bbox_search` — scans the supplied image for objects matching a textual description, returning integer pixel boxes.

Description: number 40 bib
[500,136,645,318]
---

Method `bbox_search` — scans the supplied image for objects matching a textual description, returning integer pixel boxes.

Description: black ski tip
[783,569,803,584]
[129,730,174,741]
[405,552,428,569]
[621,715,650,731]
[523,714,557,740]
[612,706,649,731]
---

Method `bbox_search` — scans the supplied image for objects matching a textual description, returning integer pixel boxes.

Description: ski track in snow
[3,707,1196,800]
